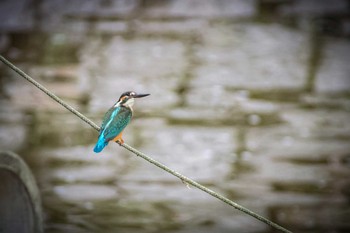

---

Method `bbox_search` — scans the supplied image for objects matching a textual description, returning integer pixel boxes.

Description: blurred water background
[1,0,350,232]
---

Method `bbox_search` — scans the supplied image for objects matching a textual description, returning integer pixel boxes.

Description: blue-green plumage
[94,106,132,153]
[103,106,132,141]
[93,91,150,153]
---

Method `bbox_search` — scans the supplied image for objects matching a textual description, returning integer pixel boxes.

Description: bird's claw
[116,139,124,146]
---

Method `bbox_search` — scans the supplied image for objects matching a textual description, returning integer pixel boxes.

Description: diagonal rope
[0,55,292,233]
[0,56,99,131]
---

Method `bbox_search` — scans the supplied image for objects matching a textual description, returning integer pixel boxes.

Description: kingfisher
[93,91,150,153]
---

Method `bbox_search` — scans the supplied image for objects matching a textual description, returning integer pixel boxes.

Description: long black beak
[134,93,150,98]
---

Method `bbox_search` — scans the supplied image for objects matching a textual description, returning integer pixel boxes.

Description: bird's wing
[100,107,116,132]
[103,106,132,141]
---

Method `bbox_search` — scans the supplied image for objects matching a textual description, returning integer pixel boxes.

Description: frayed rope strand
[0,55,292,233]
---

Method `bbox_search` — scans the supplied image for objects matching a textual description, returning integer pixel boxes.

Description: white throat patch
[123,98,135,108]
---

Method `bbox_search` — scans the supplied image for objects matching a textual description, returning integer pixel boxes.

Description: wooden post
[0,151,43,233]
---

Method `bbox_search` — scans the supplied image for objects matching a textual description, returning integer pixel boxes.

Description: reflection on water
[1,0,350,233]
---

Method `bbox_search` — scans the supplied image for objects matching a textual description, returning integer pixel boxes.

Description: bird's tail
[93,136,108,153]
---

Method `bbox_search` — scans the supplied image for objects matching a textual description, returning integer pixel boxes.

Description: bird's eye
[130,92,135,96]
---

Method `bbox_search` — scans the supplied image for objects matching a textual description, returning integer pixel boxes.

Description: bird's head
[115,91,150,108]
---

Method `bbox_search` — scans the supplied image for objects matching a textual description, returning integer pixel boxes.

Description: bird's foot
[116,138,124,145]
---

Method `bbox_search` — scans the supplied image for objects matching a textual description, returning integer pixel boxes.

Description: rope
[0,56,99,131]
[0,55,292,233]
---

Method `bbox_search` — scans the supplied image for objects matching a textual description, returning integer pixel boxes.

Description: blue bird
[94,91,150,153]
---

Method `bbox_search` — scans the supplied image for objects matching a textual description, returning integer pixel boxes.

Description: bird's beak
[134,93,150,98]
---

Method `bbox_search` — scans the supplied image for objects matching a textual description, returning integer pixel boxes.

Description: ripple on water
[54,184,118,202]
[52,165,116,183]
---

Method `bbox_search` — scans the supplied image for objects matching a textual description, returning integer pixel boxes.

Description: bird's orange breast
[112,132,124,144]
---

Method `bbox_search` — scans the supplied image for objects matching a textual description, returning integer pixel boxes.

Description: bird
[93,91,150,153]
